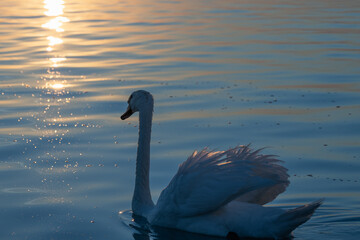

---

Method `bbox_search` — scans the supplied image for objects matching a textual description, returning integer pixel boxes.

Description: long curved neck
[132,105,154,216]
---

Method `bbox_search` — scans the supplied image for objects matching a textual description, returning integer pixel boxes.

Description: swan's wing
[155,145,289,218]
[234,181,288,205]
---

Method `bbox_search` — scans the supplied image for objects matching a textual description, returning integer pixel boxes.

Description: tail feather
[276,199,323,237]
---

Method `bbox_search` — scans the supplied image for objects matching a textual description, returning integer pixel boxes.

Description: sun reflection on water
[44,0,65,17]
[46,36,63,47]
[42,16,69,32]
[37,0,73,153]
[49,57,67,67]
[41,0,69,88]
[51,83,65,90]
[42,0,68,53]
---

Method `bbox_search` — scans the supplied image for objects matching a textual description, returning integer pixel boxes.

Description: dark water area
[0,0,359,239]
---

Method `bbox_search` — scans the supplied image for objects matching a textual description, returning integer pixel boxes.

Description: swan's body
[121,90,322,239]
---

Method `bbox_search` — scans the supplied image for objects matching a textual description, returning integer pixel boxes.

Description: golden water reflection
[41,0,69,91]
[51,83,65,90]
[49,57,67,67]
[42,0,68,56]
[42,16,69,32]
[46,36,63,47]
[44,0,65,17]
[38,0,71,142]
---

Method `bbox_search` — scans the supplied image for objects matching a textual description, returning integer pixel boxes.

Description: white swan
[120,90,322,239]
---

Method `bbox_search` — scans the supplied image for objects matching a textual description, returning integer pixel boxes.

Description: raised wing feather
[155,145,289,218]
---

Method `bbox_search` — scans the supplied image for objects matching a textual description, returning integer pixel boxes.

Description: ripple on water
[0,0,360,239]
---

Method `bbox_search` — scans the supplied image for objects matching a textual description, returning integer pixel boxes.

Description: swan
[120,90,322,239]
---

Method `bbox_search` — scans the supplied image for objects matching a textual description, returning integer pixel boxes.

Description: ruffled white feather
[155,145,289,218]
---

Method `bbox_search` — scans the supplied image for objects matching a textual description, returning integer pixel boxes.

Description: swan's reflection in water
[119,210,225,240]
[119,210,298,240]
[119,210,291,240]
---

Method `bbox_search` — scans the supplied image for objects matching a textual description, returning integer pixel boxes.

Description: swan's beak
[121,106,134,120]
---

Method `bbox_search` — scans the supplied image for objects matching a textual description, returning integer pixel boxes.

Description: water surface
[0,0,360,239]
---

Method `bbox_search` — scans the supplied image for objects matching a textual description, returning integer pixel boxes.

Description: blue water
[1,0,359,239]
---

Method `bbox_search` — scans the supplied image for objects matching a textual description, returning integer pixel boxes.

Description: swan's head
[121,90,154,120]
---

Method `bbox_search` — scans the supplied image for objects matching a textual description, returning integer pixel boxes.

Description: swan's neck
[132,106,154,216]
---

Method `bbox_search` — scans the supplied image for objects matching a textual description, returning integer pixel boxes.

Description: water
[0,0,359,239]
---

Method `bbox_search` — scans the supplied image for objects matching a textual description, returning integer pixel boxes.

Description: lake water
[1,0,359,239]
